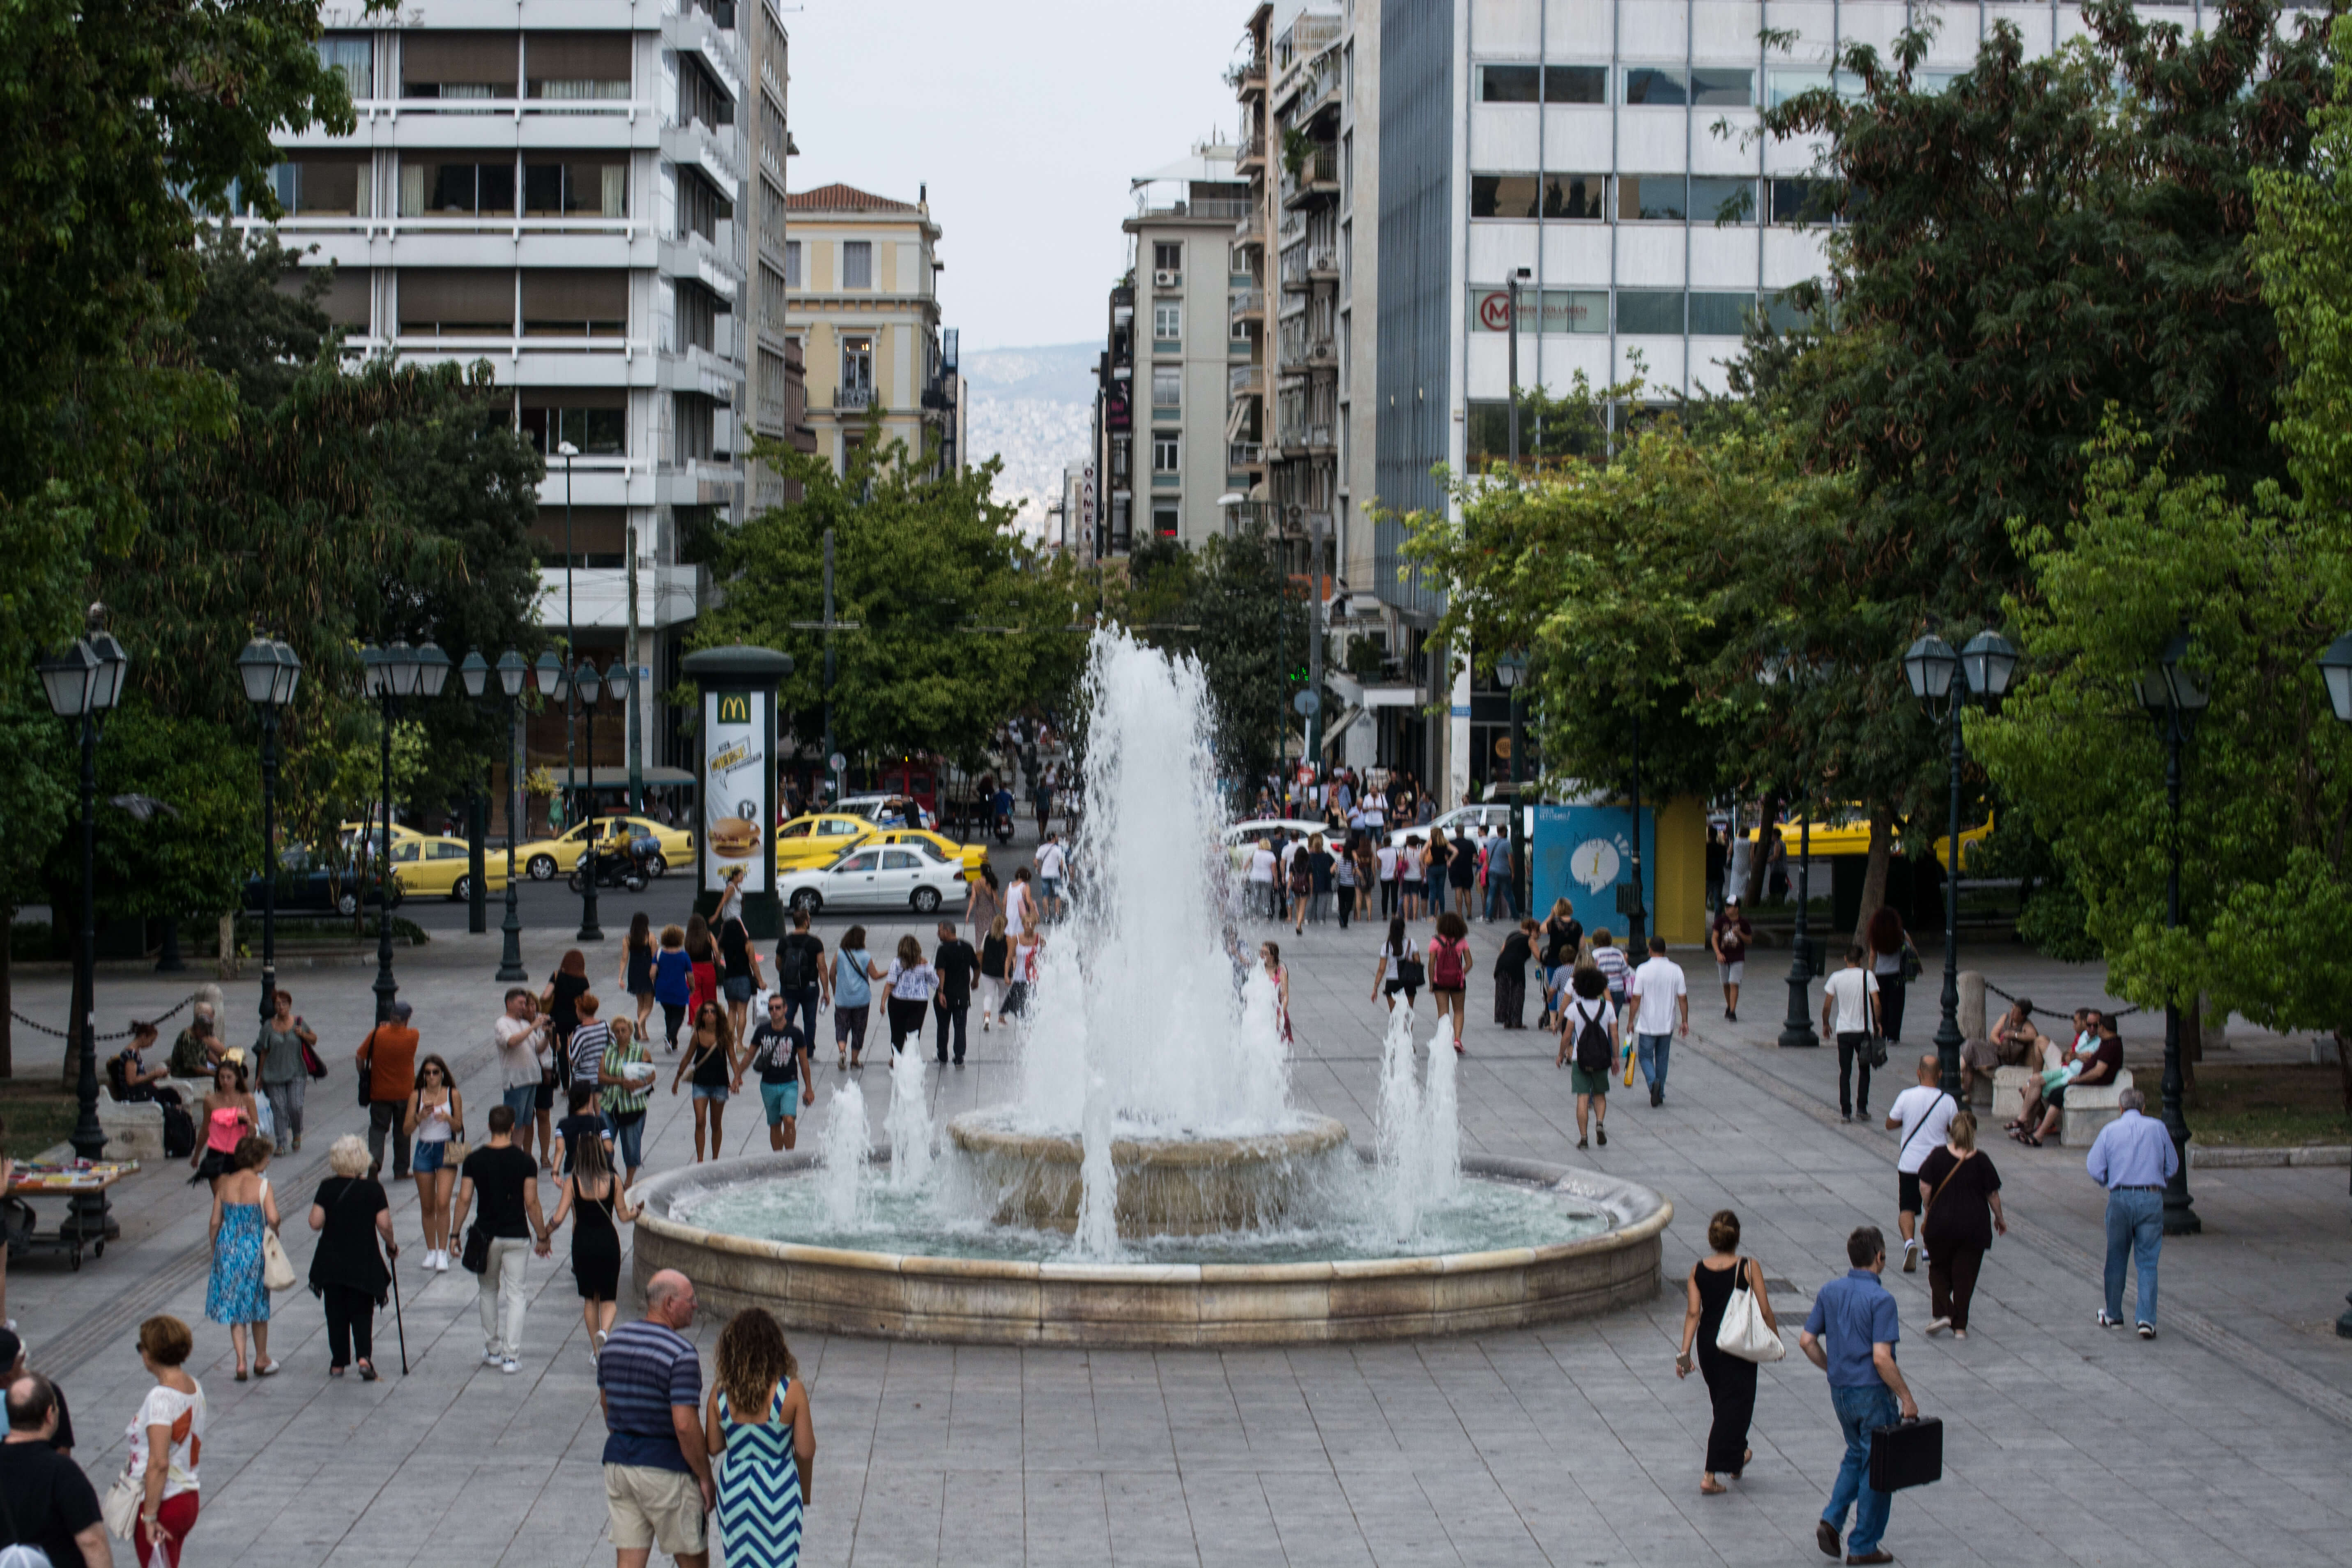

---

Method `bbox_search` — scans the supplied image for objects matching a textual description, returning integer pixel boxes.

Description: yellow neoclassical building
[784,182,959,475]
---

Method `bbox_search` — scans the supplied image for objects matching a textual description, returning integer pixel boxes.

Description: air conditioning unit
[1153,269,1181,289]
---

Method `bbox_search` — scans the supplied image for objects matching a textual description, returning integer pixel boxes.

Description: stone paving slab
[5,913,2351,1566]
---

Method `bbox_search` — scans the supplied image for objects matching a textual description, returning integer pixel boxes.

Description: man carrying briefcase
[1801,1225,1920,1566]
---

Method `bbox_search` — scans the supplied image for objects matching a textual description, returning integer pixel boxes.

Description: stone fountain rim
[945,1109,1352,1167]
[631,1148,1673,1284]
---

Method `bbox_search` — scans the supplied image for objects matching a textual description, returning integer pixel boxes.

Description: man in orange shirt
[356,999,421,1179]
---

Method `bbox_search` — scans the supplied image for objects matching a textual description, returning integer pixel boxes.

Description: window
[1623,66,1687,106]
[1690,68,1754,106]
[673,279,717,351]
[400,32,518,99]
[1543,289,1607,333]
[1617,175,1687,221]
[1153,302,1182,342]
[1110,436,1130,481]
[525,33,630,98]
[518,391,626,456]
[1153,241,1183,274]
[1470,174,1541,219]
[269,157,370,217]
[1688,292,1758,335]
[1152,434,1180,472]
[1544,65,1606,104]
[677,169,729,241]
[784,240,801,287]
[290,266,371,330]
[837,850,879,874]
[317,35,373,98]
[1688,177,1757,225]
[1151,366,1180,409]
[1768,70,1832,108]
[396,269,513,336]
[1545,173,1605,221]
[526,506,625,569]
[521,269,626,336]
[672,393,715,462]
[881,850,922,871]
[1616,290,1684,334]
[399,154,516,217]
[1478,65,1540,102]
[1153,504,1181,538]
[1763,290,1810,332]
[840,335,873,403]
[522,159,626,218]
[678,55,735,128]
[1769,177,1836,224]
[842,241,872,289]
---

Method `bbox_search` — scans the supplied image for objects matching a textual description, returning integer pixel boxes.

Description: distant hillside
[963,341,1097,534]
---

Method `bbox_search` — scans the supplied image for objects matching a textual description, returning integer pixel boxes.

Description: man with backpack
[772,908,829,1050]
[1557,966,1620,1149]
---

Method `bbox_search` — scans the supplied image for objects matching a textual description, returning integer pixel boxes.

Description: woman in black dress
[1917,1110,2005,1338]
[306,1134,396,1379]
[620,913,658,1039]
[1493,918,1536,1029]
[1675,1209,1781,1494]
[548,1130,637,1356]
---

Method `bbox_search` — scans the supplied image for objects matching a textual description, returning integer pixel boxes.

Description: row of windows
[781,240,878,290]
[251,154,629,219]
[316,31,639,102]
[1471,173,1834,225]
[1470,284,1804,336]
[1476,62,1966,109]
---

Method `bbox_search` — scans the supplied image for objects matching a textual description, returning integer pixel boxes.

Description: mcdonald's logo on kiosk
[716,693,751,725]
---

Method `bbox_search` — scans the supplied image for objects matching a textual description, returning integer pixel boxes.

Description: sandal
[328,1365,346,1379]
[357,1361,379,1382]
[1700,1481,1728,1496]
[235,1367,249,1383]
[257,1359,282,1377]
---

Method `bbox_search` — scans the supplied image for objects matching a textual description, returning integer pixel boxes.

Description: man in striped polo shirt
[598,1270,713,1568]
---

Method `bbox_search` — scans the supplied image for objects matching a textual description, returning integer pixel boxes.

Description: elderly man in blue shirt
[1801,1225,1919,1566]
[2085,1087,2179,1338]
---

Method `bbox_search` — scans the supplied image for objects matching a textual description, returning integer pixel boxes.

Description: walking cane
[389,1246,410,1375]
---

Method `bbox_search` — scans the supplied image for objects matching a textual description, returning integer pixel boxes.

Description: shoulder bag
[356,1025,377,1107]
[1713,1257,1787,1363]
[461,1219,491,1275]
[100,1461,142,1540]
[262,1225,298,1292]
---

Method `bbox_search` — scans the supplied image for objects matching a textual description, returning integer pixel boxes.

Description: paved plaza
[9,902,2351,1568]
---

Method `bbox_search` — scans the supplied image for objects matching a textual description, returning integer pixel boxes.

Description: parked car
[1222,817,1333,850]
[245,847,401,917]
[779,843,965,916]
[387,835,513,900]
[774,812,881,870]
[1385,804,1511,850]
[835,793,938,831]
[872,827,989,874]
[511,815,692,880]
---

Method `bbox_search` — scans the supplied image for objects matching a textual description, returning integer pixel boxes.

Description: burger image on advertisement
[709,816,761,860]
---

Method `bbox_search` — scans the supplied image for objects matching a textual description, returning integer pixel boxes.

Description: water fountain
[633,630,1670,1345]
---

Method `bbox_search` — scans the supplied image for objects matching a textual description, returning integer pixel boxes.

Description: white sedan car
[780,844,965,916]
[1386,804,1512,850]
[1221,817,1335,850]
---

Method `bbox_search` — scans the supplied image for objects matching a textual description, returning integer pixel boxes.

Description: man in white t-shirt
[1628,936,1688,1108]
[1373,840,1400,918]
[1247,838,1279,920]
[1821,945,1882,1122]
[1035,832,1068,922]
[1885,1054,1958,1273]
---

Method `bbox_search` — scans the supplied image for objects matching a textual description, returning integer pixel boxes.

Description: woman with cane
[307,1135,397,1379]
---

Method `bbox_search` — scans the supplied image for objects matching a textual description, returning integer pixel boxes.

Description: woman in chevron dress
[702,1306,815,1567]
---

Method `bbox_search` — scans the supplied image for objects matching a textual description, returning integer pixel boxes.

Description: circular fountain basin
[946,1110,1351,1236]
[632,1152,1671,1347]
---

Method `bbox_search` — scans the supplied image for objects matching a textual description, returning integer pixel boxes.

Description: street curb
[2189,1143,2351,1168]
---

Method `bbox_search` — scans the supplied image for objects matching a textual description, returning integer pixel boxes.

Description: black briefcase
[1869,1415,1943,1492]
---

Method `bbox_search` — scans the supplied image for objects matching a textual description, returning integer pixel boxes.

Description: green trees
[1121,527,1308,786]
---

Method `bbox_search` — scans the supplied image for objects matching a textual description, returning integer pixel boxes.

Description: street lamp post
[2313,631,2352,1334]
[1903,629,2019,1096]
[360,640,451,1021]
[463,651,535,981]
[36,606,129,1242]
[1763,656,1820,1048]
[1497,653,1528,919]
[2132,630,2206,1236]
[559,439,580,837]
[235,637,302,1023]
[1506,266,1532,469]
[573,657,606,943]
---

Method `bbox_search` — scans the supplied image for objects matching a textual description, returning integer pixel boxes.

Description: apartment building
[258,0,771,783]
[784,183,958,475]
[745,0,816,507]
[1106,141,1251,552]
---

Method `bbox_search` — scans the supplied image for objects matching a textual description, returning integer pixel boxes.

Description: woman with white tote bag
[1675,1209,1784,1496]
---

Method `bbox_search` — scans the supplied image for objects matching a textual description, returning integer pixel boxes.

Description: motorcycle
[568,838,651,894]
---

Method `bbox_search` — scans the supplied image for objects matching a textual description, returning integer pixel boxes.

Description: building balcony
[832,386,875,412]
[1280,147,1339,210]
[1235,133,1265,171]
[1279,245,1339,290]
[1151,472,1181,490]
[1234,207,1264,246]
[1229,364,1264,397]
[1232,58,1267,99]
[1229,441,1263,468]
[1230,287,1266,322]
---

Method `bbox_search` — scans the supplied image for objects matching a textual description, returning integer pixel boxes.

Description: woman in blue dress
[702,1306,814,1568]
[205,1135,281,1379]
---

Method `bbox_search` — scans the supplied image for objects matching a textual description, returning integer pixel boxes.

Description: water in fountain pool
[817,1078,868,1228]
[885,1032,934,1189]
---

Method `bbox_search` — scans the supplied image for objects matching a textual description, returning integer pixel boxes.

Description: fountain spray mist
[818,1078,869,1227]
[885,1039,935,1190]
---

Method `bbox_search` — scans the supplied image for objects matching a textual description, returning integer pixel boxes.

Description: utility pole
[1507,267,1530,468]
[626,520,643,813]
[822,526,839,804]
[1306,507,1324,771]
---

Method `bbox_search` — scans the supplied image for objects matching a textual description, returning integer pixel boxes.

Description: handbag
[1866,1030,1889,1070]
[1900,939,1923,983]
[262,1226,297,1291]
[460,1220,491,1275]
[100,1471,141,1540]
[1713,1258,1786,1363]
[356,1025,376,1108]
[1395,954,1426,990]
[300,1038,328,1080]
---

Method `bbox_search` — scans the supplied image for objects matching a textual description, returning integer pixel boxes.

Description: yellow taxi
[337,820,425,852]
[513,815,695,881]
[387,835,513,900]
[1747,809,1876,858]
[874,827,990,875]
[774,812,880,869]
[1932,816,1995,873]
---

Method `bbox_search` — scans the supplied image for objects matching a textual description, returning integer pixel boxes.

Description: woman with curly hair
[703,1306,815,1566]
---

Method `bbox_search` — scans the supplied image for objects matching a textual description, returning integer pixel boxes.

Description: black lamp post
[1763,658,1820,1048]
[1506,266,1531,468]
[235,636,302,1024]
[360,639,450,1021]
[36,606,128,1241]
[464,650,534,981]
[2132,630,2205,1236]
[2316,631,2352,1335]
[1497,652,1527,919]
[1903,629,2018,1096]
[573,656,607,942]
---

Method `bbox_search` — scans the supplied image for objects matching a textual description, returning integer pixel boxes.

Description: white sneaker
[482,1351,503,1368]
[437,1250,451,1272]
[500,1357,521,1375]
[1924,1316,1951,1337]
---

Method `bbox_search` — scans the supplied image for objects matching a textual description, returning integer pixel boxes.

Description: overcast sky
[784,0,1257,352]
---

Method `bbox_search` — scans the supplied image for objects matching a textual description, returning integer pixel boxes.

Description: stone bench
[2061,1068,2134,1146]
[1991,1066,2036,1126]
[95,1098,166,1164]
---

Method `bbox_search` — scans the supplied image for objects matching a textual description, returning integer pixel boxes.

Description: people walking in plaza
[739,993,814,1152]
[685,914,719,1018]
[569,993,615,1096]
[672,1003,739,1162]
[253,989,316,1155]
[829,928,880,1068]
[1590,928,1630,1014]
[1709,898,1752,1023]
[773,908,829,1050]
[546,949,592,1080]
[881,934,939,1056]
[705,1305,815,1568]
[0,1371,106,1567]
[1399,834,1427,921]
[1629,936,1688,1107]
[451,1105,549,1374]
[1866,906,1913,1045]
[1006,865,1036,941]
[1448,823,1477,916]
[188,1059,258,1188]
[1884,1053,1958,1274]
[1539,901,1583,1030]
[654,926,694,1054]
[1423,828,1453,917]
[403,1054,465,1271]
[599,1018,654,1183]
[1036,830,1068,922]
[1260,941,1293,1043]
[1333,830,1360,928]
[1286,838,1314,933]
[549,1130,637,1358]
[557,1086,613,1177]
[1372,916,1422,1012]
[306,1134,394,1379]
[1676,1209,1779,1494]
[965,860,1005,944]
[717,897,762,1048]
[494,988,552,1169]
[2087,1087,2177,1337]
[1822,946,1882,1123]
[126,1315,205,1567]
[1494,917,1536,1029]
[1800,1226,1917,1566]
[205,1135,279,1380]
[1560,966,1618,1149]
[599,1269,716,1568]
[1917,1110,2003,1338]
[622,913,658,1039]
[1426,912,1471,1046]
[1374,836,1400,918]
[931,921,978,1066]
[978,915,1011,1030]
